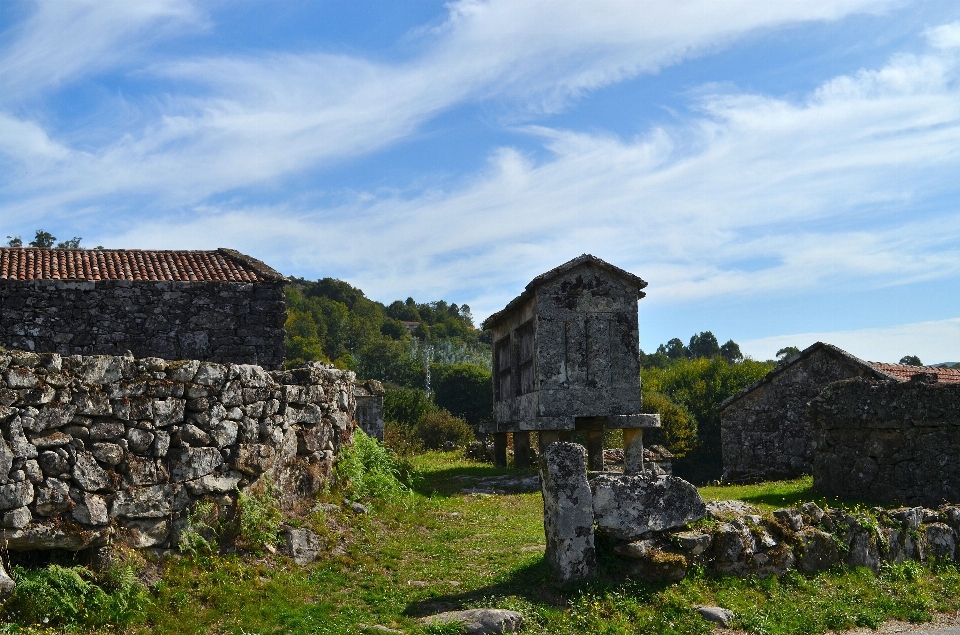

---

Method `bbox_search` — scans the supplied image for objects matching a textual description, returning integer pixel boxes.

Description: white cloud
[0,0,899,208]
[927,21,960,49]
[0,113,69,160]
[0,0,203,100]
[739,318,960,364]
[82,28,960,324]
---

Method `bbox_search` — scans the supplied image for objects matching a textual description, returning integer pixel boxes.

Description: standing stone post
[539,442,596,583]
[623,428,644,475]
[493,432,508,469]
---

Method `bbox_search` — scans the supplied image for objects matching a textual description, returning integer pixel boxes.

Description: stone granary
[720,342,960,483]
[480,254,659,471]
[0,247,287,369]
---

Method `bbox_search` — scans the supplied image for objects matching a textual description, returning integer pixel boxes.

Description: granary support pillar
[586,430,605,472]
[623,428,644,475]
[538,430,561,455]
[513,431,531,469]
[493,432,508,469]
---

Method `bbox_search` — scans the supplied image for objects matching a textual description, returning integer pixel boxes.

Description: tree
[899,355,922,366]
[720,339,743,364]
[432,363,492,426]
[662,338,689,360]
[28,230,56,248]
[640,390,697,457]
[6,236,22,247]
[776,346,801,362]
[56,237,82,249]
[688,331,721,359]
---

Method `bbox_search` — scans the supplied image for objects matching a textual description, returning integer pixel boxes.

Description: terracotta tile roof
[0,247,285,283]
[870,362,960,384]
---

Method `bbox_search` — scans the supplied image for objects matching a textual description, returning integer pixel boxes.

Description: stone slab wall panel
[0,349,354,551]
[0,280,286,369]
[811,378,960,506]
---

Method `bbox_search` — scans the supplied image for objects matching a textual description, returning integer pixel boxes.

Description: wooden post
[513,431,531,469]
[493,432,508,469]
[586,430,604,471]
[623,428,644,475]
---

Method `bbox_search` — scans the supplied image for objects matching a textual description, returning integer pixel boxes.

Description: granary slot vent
[518,320,535,396]
[494,335,512,401]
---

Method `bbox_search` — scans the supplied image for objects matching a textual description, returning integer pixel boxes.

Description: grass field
[5,452,960,635]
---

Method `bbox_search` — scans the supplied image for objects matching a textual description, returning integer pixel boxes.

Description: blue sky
[2,1,960,363]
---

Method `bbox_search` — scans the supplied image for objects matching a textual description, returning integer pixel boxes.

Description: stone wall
[811,377,960,506]
[0,349,355,551]
[721,347,883,483]
[353,380,384,441]
[0,280,286,369]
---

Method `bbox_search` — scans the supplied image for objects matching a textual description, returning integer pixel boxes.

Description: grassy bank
[5,453,960,635]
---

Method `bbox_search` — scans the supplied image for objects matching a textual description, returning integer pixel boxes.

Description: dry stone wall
[0,349,355,552]
[0,280,286,369]
[811,377,960,506]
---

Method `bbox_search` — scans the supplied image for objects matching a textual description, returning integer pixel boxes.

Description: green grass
[7,454,960,634]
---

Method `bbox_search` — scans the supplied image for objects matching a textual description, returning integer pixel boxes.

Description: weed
[237,480,283,555]
[2,564,147,628]
[336,428,415,504]
[179,500,219,555]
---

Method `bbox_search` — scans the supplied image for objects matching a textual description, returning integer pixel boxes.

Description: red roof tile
[0,248,285,283]
[870,362,960,384]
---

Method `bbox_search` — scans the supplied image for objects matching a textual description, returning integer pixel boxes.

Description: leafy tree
[688,331,721,359]
[432,363,492,426]
[899,355,922,366]
[642,356,773,484]
[6,236,22,247]
[383,386,434,430]
[661,338,689,360]
[776,346,801,361]
[720,339,743,364]
[640,390,697,457]
[56,237,82,249]
[29,230,56,248]
[639,348,670,369]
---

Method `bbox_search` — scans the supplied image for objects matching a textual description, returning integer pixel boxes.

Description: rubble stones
[795,527,840,574]
[0,352,356,552]
[591,473,706,540]
[539,442,596,583]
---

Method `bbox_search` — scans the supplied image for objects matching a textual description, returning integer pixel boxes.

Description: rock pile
[0,349,355,556]
[539,441,960,584]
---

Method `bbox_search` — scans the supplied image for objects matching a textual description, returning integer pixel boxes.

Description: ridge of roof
[719,342,901,411]
[0,247,286,283]
[481,254,647,330]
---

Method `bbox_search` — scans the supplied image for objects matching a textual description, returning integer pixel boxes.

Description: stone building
[0,247,286,369]
[480,254,659,470]
[720,342,960,483]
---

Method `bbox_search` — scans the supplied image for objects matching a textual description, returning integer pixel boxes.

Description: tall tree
[688,331,721,359]
[720,339,743,364]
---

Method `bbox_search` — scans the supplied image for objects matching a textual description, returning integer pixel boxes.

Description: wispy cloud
[739,318,960,363]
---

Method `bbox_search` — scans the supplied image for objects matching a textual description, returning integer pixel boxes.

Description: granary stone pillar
[513,431,531,469]
[493,432,508,469]
[538,430,561,455]
[623,428,644,475]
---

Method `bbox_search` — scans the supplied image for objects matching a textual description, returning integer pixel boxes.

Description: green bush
[178,500,219,556]
[413,410,475,450]
[383,386,434,429]
[237,481,283,555]
[336,429,413,504]
[432,362,492,426]
[2,564,147,628]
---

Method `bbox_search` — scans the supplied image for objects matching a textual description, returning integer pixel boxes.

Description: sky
[2,1,960,363]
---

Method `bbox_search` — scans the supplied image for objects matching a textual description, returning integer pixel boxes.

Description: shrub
[413,410,475,450]
[336,429,413,504]
[383,386,433,429]
[178,500,219,556]
[432,362,492,426]
[3,564,147,628]
[237,480,283,555]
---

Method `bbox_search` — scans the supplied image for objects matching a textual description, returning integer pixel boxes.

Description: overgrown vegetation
[336,429,415,504]
[237,481,284,555]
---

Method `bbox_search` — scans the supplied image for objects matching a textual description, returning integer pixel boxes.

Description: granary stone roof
[481,254,648,330]
[0,247,285,283]
[720,341,960,411]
